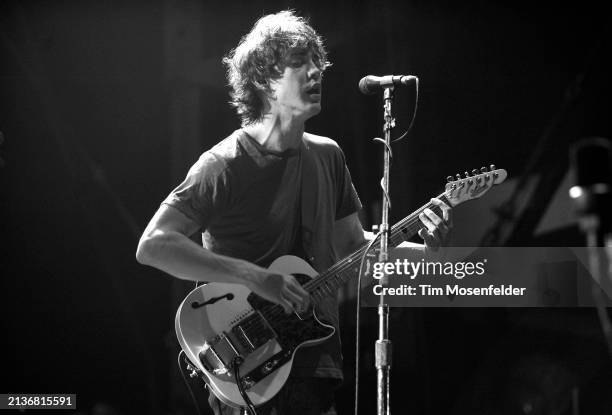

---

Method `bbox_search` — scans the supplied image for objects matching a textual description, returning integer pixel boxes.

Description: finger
[419,228,440,250]
[286,278,310,305]
[281,288,303,309]
[284,286,311,313]
[419,211,443,237]
[418,227,436,244]
[280,300,293,314]
[289,280,309,298]
[424,208,450,236]
[430,198,453,228]
[294,293,310,311]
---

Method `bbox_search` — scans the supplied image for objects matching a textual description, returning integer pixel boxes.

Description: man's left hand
[418,198,453,251]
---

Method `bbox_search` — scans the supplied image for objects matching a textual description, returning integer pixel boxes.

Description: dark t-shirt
[163,129,362,378]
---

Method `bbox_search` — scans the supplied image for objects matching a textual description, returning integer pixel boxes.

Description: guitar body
[175,255,335,408]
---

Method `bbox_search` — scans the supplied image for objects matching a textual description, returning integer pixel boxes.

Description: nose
[307,59,321,81]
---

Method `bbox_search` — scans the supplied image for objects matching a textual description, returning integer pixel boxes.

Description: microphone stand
[376,86,395,415]
[570,137,612,358]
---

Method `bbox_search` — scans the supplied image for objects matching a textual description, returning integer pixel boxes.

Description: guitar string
[239,195,450,329]
[239,172,498,334]
[239,172,497,333]
[234,174,498,333]
[221,176,500,357]
[303,195,448,292]
[237,207,427,332]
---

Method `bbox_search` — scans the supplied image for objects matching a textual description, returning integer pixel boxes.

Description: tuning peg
[472,169,478,176]
[456,174,461,180]
[447,176,453,182]
[489,164,500,179]
[481,167,487,173]
[464,171,470,178]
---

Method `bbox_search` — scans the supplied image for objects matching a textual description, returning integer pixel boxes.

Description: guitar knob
[242,377,255,389]
[262,360,277,374]
[189,370,199,378]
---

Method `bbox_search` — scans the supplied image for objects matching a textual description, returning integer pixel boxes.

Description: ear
[254,80,277,103]
[254,87,273,115]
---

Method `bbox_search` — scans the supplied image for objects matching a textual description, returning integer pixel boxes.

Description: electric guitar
[175,166,507,408]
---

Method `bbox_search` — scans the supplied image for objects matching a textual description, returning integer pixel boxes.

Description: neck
[244,113,305,152]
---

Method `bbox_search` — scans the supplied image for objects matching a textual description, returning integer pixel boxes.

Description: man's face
[267,50,323,121]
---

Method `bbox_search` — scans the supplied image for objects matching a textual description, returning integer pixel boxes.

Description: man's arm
[332,212,368,258]
[332,212,424,260]
[136,204,309,313]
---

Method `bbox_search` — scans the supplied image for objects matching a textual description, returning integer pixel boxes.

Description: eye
[288,58,305,68]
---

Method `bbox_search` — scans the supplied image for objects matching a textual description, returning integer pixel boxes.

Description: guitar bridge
[198,307,280,379]
[199,341,228,375]
[200,331,249,375]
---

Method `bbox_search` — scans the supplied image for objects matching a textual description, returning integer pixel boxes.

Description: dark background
[1,1,611,414]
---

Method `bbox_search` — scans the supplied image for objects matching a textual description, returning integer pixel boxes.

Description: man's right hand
[249,272,310,314]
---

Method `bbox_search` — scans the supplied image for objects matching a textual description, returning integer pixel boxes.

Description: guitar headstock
[444,165,508,207]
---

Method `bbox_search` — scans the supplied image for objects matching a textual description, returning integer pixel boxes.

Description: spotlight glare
[569,186,583,199]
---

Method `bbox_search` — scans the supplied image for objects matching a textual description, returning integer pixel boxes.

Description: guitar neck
[303,192,449,297]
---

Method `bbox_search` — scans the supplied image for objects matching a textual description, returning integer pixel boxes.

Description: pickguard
[247,273,335,351]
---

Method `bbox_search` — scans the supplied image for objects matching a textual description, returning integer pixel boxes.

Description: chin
[299,103,322,121]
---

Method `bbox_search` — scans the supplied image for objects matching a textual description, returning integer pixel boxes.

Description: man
[136,10,451,415]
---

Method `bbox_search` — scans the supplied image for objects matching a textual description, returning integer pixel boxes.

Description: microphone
[358,75,417,95]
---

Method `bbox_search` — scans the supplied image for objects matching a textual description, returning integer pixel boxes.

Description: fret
[303,192,449,296]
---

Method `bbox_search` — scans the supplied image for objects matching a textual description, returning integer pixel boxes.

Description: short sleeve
[161,152,230,230]
[334,147,362,220]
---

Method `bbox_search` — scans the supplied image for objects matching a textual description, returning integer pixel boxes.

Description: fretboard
[302,193,449,300]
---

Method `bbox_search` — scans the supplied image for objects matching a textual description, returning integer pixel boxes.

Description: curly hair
[222,10,331,126]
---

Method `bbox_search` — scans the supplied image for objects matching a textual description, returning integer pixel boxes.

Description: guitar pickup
[232,313,276,351]
[232,325,256,352]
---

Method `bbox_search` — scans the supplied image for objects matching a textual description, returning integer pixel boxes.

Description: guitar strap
[297,139,317,267]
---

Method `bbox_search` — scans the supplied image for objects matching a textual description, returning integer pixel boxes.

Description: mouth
[305,83,322,97]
